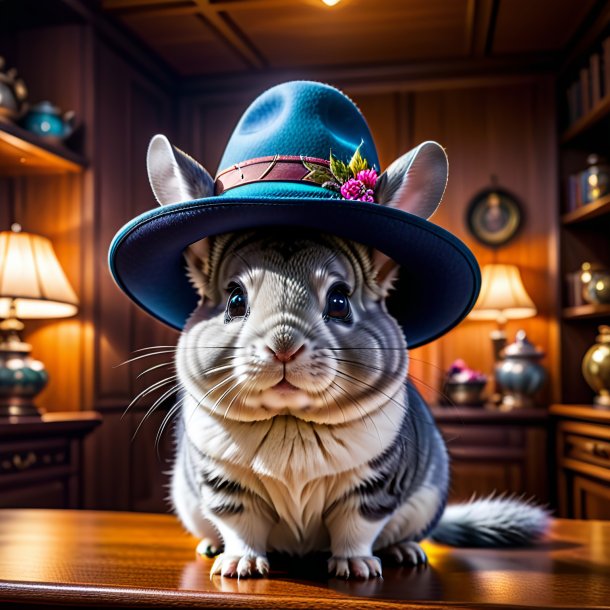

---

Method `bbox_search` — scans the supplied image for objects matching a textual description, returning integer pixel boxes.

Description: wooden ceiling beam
[468,0,499,57]
[103,0,193,10]
[107,5,199,18]
[205,0,300,10]
[192,0,266,69]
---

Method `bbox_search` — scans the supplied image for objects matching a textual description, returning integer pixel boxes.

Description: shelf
[550,404,610,422]
[561,94,610,145]
[562,193,610,224]
[431,406,548,423]
[0,120,86,175]
[562,303,610,320]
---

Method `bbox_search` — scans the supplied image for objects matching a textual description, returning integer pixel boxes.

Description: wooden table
[0,510,608,609]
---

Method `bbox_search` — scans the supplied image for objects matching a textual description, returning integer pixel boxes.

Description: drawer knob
[12,452,37,470]
[583,441,609,459]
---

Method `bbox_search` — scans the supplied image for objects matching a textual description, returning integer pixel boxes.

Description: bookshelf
[558,24,610,406]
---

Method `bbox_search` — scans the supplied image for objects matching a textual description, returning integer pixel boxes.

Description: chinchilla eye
[225,284,248,322]
[325,286,351,322]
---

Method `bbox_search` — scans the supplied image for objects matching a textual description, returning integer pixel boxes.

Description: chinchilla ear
[146,134,214,205]
[375,141,448,219]
[373,141,448,296]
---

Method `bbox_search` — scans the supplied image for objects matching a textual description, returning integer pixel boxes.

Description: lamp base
[0,313,48,420]
[0,398,43,419]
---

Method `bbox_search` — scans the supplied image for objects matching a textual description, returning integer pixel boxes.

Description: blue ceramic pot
[22,101,75,140]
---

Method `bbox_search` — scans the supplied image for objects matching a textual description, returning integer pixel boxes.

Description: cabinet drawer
[440,425,524,447]
[565,434,610,469]
[0,438,71,480]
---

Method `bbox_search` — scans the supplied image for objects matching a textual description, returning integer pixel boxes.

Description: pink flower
[340,178,376,202]
[356,168,378,189]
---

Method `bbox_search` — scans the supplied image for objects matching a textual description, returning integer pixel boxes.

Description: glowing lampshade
[0,227,79,419]
[469,264,536,324]
[0,229,78,320]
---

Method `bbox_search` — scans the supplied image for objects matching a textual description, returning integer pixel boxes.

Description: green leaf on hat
[329,152,351,183]
[302,160,334,185]
[348,145,369,176]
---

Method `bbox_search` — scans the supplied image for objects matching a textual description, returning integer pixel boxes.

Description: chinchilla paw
[328,555,382,579]
[210,553,269,578]
[381,540,428,566]
[196,537,222,558]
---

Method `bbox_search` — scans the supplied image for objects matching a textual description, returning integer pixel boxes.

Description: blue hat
[109,81,480,348]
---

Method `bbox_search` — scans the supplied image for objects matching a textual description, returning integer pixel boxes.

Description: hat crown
[218,81,379,175]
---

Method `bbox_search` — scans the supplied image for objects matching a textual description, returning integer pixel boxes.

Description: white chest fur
[180,392,406,553]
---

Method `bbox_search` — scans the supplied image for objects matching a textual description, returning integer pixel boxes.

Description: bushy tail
[430,494,551,547]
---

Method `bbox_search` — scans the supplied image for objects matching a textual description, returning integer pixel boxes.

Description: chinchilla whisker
[328,379,380,444]
[187,373,243,422]
[407,355,452,376]
[123,374,179,418]
[317,386,334,423]
[177,345,245,350]
[115,350,178,367]
[134,344,245,351]
[405,374,453,406]
[321,347,407,351]
[322,380,348,424]
[198,359,248,377]
[222,378,254,420]
[322,364,401,408]
[132,345,177,352]
[136,361,175,379]
[326,355,389,374]
[212,377,246,419]
[325,365,430,430]
[131,384,180,442]
[155,398,186,455]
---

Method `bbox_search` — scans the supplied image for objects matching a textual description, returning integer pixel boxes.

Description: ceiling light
[322,0,341,6]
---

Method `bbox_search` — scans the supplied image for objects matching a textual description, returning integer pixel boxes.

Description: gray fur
[431,495,550,547]
[142,138,548,581]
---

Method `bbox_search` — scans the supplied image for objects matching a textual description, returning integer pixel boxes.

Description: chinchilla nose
[266,343,305,363]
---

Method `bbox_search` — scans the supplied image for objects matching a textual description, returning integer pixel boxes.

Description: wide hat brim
[109,190,480,349]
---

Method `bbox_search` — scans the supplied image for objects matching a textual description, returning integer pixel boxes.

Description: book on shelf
[603,37,610,102]
[590,53,602,106]
[564,36,610,129]
[580,65,591,115]
[566,81,582,125]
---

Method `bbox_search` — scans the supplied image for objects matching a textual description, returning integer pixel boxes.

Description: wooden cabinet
[0,412,100,508]
[431,407,548,504]
[551,404,610,519]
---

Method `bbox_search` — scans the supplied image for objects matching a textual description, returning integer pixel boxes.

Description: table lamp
[0,224,79,418]
[468,263,537,361]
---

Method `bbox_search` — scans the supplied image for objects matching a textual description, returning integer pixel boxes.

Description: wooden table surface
[0,510,608,609]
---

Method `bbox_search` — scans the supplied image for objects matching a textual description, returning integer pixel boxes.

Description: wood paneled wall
[0,23,559,510]
[0,26,94,413]
[0,25,178,510]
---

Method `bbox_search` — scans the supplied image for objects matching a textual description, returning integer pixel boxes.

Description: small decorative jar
[583,154,610,203]
[580,262,610,305]
[496,330,546,410]
[443,359,487,406]
[582,325,610,408]
[0,56,28,120]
